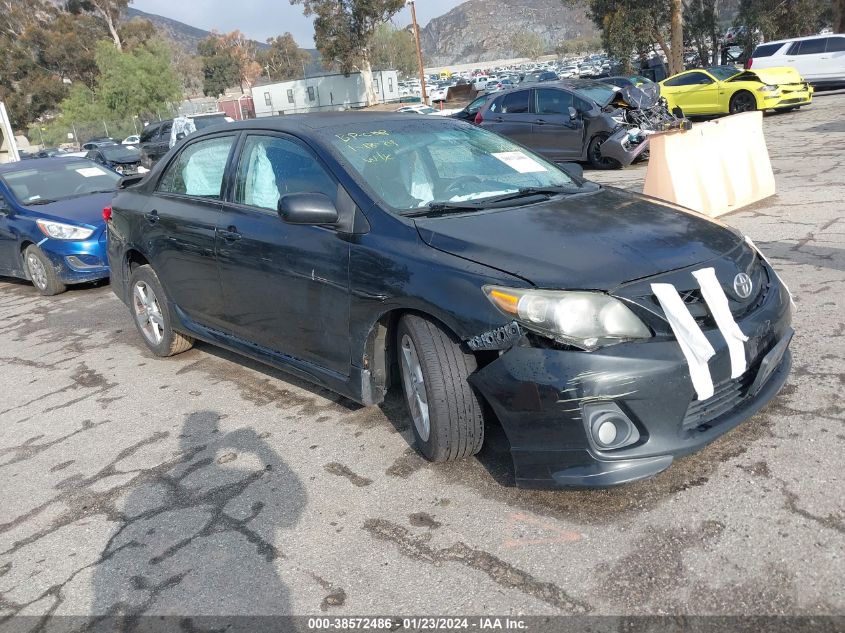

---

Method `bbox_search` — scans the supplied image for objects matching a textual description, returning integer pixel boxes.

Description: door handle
[144,210,159,224]
[495,116,504,122]
[216,227,242,241]
[535,119,547,125]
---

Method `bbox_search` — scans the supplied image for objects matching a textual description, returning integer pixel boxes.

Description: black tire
[128,264,194,357]
[729,91,757,114]
[24,245,66,296]
[397,314,484,462]
[587,133,621,170]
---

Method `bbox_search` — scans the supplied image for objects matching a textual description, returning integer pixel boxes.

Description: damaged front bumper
[468,272,793,489]
[600,127,651,166]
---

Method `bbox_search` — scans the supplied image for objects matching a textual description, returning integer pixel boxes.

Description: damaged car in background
[474,79,689,169]
[108,114,792,489]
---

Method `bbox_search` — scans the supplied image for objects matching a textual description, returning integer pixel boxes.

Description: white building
[251,71,400,117]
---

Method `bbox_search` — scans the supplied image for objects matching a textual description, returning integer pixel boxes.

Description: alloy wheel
[132,281,165,345]
[400,334,430,442]
[731,92,756,113]
[26,253,48,291]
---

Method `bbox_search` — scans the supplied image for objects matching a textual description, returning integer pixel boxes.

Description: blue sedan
[0,158,120,295]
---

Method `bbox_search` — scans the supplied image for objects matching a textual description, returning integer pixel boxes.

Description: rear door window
[156,136,235,199]
[157,122,173,140]
[498,90,530,114]
[788,38,827,55]
[139,124,160,143]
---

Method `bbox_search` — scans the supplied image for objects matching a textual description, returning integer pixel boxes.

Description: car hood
[414,188,744,290]
[732,67,804,85]
[23,191,113,228]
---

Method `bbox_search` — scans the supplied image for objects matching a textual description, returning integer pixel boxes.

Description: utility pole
[408,0,427,104]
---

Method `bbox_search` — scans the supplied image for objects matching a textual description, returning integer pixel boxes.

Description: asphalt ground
[0,92,842,627]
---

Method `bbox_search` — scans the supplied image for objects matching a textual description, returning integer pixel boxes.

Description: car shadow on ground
[88,409,306,626]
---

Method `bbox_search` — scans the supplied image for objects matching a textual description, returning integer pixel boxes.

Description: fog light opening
[583,402,641,451]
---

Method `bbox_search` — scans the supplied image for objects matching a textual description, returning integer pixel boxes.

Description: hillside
[419,0,599,66]
[123,7,269,54]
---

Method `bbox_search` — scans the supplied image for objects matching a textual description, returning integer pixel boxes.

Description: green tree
[735,0,830,58]
[257,33,312,81]
[198,31,262,96]
[513,31,546,59]
[96,39,180,116]
[575,0,685,74]
[290,0,406,106]
[67,0,130,51]
[369,24,417,75]
[684,0,720,67]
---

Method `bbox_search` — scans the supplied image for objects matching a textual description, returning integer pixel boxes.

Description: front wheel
[397,315,484,462]
[129,265,194,357]
[587,133,621,170]
[729,91,757,114]
[24,245,66,296]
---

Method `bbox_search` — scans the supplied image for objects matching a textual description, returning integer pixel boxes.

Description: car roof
[762,33,841,45]
[0,157,95,174]
[198,111,434,137]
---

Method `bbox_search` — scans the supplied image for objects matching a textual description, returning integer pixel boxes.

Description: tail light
[474,112,483,125]
[745,57,753,69]
[103,206,112,222]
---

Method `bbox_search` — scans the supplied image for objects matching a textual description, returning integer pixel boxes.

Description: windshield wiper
[25,198,59,205]
[478,185,581,205]
[403,201,487,217]
[403,185,584,218]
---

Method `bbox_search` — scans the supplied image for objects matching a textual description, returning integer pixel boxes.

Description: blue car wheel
[24,245,66,296]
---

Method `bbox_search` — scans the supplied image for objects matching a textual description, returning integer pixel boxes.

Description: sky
[132,0,460,48]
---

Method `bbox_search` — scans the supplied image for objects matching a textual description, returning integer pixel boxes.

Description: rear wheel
[397,315,484,462]
[587,133,621,170]
[729,91,757,114]
[129,265,194,357]
[24,245,66,296]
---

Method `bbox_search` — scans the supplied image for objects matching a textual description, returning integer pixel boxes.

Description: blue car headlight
[36,219,94,241]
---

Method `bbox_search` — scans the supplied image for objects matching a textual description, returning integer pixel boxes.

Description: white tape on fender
[651,283,716,400]
[744,236,795,307]
[693,267,749,379]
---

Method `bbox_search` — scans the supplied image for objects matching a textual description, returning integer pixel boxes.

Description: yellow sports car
[659,65,813,116]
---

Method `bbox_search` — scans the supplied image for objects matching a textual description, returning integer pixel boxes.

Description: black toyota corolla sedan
[107,113,793,488]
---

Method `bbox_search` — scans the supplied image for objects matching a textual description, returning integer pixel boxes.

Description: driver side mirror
[0,197,12,215]
[278,193,338,226]
[568,106,578,121]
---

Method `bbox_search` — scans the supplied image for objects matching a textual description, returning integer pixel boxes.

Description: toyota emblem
[733,272,753,299]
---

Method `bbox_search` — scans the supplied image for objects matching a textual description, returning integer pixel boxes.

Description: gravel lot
[0,92,843,623]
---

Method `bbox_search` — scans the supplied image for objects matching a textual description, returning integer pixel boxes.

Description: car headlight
[757,84,778,92]
[35,219,94,241]
[483,286,651,351]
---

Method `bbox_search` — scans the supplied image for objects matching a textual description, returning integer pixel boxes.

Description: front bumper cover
[468,272,793,489]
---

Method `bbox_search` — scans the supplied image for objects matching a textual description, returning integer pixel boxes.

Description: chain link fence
[28,109,179,151]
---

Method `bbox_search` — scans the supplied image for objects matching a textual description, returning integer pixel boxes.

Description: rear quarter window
[827,37,845,53]
[752,43,786,57]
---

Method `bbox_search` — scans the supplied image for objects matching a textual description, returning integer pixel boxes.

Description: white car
[748,34,845,86]
[395,105,440,115]
[122,135,140,145]
[428,86,449,103]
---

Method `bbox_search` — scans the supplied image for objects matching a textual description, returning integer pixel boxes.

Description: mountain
[419,0,599,66]
[123,7,269,54]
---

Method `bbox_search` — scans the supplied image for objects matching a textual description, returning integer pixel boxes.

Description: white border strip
[651,282,716,400]
[693,267,749,379]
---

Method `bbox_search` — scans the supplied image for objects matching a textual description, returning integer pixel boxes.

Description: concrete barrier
[642,110,775,218]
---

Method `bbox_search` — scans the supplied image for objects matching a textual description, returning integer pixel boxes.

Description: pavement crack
[363,518,591,613]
